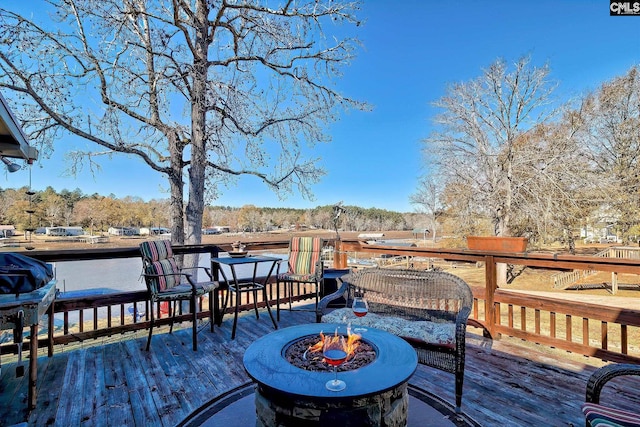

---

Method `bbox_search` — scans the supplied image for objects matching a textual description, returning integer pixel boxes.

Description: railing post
[485,255,498,338]
[210,247,220,279]
[210,247,221,325]
[334,240,348,269]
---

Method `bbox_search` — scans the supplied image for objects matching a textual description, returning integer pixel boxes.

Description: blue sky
[3,1,640,212]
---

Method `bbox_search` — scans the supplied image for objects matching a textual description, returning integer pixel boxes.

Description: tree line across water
[0,186,429,235]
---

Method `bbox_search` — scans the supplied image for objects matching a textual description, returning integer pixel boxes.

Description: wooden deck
[1,307,639,426]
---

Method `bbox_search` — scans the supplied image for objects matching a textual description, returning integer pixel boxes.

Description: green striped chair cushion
[140,240,180,292]
[279,237,322,281]
[146,258,180,292]
[140,240,173,262]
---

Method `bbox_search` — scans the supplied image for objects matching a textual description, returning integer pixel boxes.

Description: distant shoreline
[1,229,416,252]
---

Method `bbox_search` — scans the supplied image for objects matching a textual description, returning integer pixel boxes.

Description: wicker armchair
[317,267,473,412]
[583,363,640,427]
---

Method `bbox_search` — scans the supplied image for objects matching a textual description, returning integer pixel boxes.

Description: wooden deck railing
[0,242,296,356]
[1,239,639,365]
[338,240,640,364]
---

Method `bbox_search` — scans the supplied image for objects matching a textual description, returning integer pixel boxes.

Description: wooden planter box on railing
[467,236,529,252]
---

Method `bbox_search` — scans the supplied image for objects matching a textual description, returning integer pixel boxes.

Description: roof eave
[0,91,38,161]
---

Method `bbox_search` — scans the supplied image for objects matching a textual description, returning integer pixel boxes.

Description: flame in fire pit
[308,329,361,363]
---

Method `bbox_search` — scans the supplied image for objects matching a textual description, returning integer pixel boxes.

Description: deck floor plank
[0,308,638,426]
[32,355,66,427]
[123,336,183,427]
[101,337,137,426]
[0,357,28,422]
[56,349,86,426]
[120,340,165,427]
[80,346,108,427]
[189,331,242,396]
[153,336,216,418]
[461,338,589,426]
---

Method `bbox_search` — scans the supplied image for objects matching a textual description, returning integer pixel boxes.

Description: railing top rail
[14,241,292,262]
[340,239,640,273]
[9,238,640,274]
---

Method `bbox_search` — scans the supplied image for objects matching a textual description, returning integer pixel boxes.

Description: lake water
[54,257,146,294]
[54,253,286,295]
[51,253,286,324]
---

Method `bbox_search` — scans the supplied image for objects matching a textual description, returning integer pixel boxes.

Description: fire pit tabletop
[243,323,418,399]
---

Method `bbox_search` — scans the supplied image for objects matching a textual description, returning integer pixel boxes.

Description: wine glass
[323,336,347,391]
[352,296,369,333]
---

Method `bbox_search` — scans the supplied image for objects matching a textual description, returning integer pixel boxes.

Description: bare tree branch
[0,0,366,246]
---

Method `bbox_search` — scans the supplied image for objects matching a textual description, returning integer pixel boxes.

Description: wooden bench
[316,267,473,412]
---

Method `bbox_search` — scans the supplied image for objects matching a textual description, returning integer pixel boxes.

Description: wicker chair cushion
[322,307,456,348]
[582,403,640,427]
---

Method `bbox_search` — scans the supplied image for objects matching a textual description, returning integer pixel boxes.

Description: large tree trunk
[184,0,208,249]
[495,212,510,287]
[168,133,185,246]
[182,0,209,276]
[430,217,438,243]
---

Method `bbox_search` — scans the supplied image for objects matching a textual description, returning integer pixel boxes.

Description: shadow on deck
[1,307,639,426]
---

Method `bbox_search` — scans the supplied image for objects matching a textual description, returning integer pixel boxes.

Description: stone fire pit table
[243,323,418,426]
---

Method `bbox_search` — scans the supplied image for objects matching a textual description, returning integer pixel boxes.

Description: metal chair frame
[139,240,218,351]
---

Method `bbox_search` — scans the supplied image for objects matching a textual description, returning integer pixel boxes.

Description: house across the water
[45,226,84,236]
[108,226,139,236]
[140,227,171,236]
[0,225,15,238]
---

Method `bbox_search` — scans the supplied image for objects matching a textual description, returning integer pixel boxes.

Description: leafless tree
[423,56,557,239]
[410,174,442,242]
[577,66,640,243]
[508,117,597,253]
[72,198,102,234]
[42,194,64,227]
[0,188,26,224]
[0,0,365,248]
[421,56,598,285]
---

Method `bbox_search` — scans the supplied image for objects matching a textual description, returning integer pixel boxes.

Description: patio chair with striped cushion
[139,240,218,351]
[276,237,324,321]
